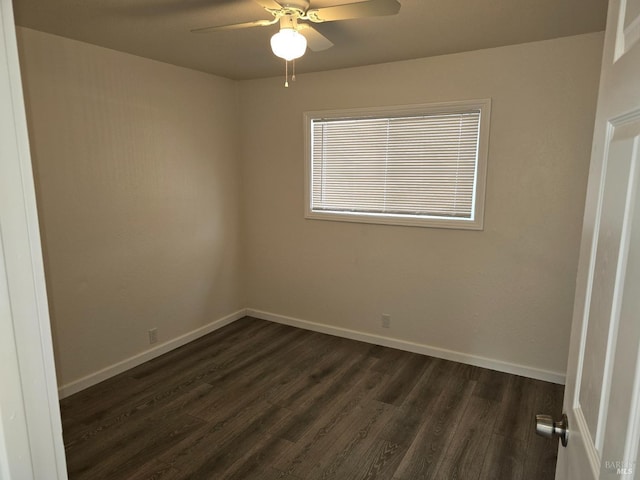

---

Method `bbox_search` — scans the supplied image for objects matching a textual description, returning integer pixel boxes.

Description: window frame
[303,99,491,230]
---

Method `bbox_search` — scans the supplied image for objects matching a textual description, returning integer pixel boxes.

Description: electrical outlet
[381,314,391,328]
[148,328,158,345]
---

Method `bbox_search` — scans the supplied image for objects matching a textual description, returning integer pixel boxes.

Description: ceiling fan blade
[298,24,334,51]
[252,0,284,10]
[306,0,401,23]
[191,18,278,33]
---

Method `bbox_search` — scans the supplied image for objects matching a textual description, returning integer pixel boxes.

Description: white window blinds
[311,111,481,219]
[305,100,490,229]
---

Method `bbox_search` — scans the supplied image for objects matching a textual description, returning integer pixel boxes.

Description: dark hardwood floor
[60,316,564,480]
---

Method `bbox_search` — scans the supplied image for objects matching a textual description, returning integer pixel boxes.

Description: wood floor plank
[493,374,538,442]
[215,434,294,480]
[274,371,394,479]
[431,394,500,480]
[306,360,441,479]
[260,467,303,480]
[59,317,564,480]
[370,347,411,375]
[473,368,512,403]
[374,352,431,406]
[163,402,290,479]
[304,400,397,480]
[65,382,214,452]
[379,358,459,450]
[63,318,263,401]
[354,438,404,480]
[127,316,271,381]
[125,460,183,480]
[61,318,280,439]
[200,322,308,385]
[66,413,205,480]
[393,374,476,480]
[187,338,310,421]
[434,358,483,382]
[477,433,525,480]
[269,343,371,412]
[275,352,376,443]
[522,380,564,480]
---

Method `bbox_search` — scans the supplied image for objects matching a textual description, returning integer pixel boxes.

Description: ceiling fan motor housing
[280,13,300,29]
[276,0,311,17]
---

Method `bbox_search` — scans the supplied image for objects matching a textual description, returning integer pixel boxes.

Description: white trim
[622,135,640,470]
[624,329,640,471]
[0,0,67,477]
[246,308,566,385]
[0,232,34,479]
[59,306,567,398]
[614,0,640,61]
[573,121,614,411]
[303,209,484,231]
[623,2,640,56]
[596,117,640,452]
[615,0,627,61]
[574,404,602,477]
[57,309,247,398]
[624,14,640,50]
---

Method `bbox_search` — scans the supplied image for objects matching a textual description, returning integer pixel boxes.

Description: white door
[555,0,640,478]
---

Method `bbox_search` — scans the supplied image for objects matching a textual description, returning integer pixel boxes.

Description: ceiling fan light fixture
[270,28,307,61]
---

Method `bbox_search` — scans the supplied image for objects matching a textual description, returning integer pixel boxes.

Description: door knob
[535,413,569,447]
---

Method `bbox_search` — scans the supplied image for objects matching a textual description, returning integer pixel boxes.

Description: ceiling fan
[191,0,401,85]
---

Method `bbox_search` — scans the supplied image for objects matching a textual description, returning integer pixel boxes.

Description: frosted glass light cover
[270,29,307,61]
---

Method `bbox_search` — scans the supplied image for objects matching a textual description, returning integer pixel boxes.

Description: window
[304,99,491,229]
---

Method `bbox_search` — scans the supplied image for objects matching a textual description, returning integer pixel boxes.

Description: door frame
[0,0,67,477]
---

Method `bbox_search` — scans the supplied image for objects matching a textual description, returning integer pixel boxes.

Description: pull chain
[283,59,298,88]
[284,60,289,87]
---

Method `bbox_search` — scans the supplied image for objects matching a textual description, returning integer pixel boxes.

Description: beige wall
[239,32,604,377]
[17,27,603,389]
[17,28,243,388]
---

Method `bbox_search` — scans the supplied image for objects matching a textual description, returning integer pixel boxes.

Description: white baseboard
[59,307,565,398]
[246,308,566,385]
[57,309,247,399]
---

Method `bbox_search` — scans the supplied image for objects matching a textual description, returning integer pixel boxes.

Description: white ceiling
[12,0,608,80]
